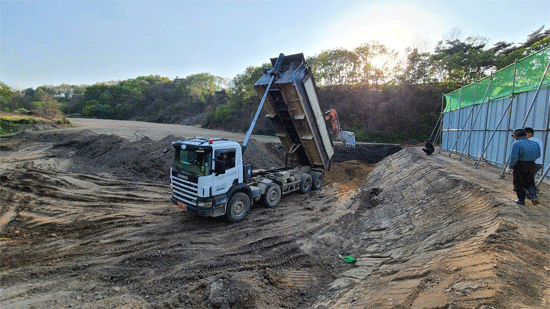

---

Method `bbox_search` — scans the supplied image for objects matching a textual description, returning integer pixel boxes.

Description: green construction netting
[444,47,550,112]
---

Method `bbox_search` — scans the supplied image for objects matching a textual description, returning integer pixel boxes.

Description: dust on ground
[1,122,549,309]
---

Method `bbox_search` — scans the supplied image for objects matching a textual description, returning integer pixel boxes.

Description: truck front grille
[171,175,199,206]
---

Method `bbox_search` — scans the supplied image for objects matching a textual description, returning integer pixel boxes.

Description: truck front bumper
[171,195,227,217]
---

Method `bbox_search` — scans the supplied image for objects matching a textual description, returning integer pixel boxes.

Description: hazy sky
[1,0,548,89]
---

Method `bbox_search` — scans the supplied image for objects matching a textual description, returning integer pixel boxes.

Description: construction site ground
[1,119,549,309]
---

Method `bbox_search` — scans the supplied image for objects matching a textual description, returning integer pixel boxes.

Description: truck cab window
[173,148,211,176]
[216,150,236,170]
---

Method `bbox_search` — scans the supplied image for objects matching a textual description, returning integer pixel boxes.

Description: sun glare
[316,1,448,55]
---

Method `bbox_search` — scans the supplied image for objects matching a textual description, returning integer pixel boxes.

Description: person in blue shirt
[524,127,544,174]
[508,128,541,205]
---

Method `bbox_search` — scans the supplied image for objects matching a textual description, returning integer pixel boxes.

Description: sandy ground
[48,118,282,143]
[1,119,549,308]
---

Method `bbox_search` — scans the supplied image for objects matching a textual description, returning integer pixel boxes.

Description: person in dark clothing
[524,127,544,174]
[422,140,434,155]
[215,153,232,175]
[508,128,541,205]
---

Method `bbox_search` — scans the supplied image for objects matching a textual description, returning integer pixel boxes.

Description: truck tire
[300,173,312,194]
[310,171,323,190]
[226,192,251,222]
[263,183,281,208]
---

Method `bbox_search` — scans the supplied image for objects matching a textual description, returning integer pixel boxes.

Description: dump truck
[169,53,345,222]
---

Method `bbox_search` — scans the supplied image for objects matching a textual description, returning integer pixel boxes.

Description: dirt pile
[0,135,367,308]
[332,143,401,164]
[52,131,175,182]
[242,139,286,170]
[16,130,393,184]
[16,131,287,182]
[1,125,548,309]
[24,122,64,132]
[324,160,376,192]
[316,149,550,308]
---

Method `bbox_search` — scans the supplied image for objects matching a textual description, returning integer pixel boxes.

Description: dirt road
[65,118,281,143]
[1,120,548,308]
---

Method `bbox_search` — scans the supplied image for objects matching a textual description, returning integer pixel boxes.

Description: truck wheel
[311,171,323,190]
[300,173,312,194]
[226,192,251,222]
[263,183,281,208]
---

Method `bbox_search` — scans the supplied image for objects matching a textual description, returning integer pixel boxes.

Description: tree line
[1,26,548,142]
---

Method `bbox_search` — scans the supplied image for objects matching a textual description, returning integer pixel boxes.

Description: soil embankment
[1,121,549,308]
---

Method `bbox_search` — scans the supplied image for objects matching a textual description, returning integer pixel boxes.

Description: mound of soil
[1,130,377,309]
[24,122,63,132]
[325,149,550,308]
[324,160,376,192]
[19,130,392,183]
[17,131,287,183]
[400,139,423,147]
[333,143,402,164]
[49,130,176,182]
[242,141,285,170]
[1,125,548,309]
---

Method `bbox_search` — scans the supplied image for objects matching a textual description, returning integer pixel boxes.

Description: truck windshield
[173,149,211,176]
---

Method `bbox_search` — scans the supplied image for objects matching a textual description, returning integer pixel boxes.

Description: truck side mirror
[214,160,226,175]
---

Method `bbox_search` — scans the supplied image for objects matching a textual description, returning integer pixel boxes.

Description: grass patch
[0,119,27,135]
[0,113,68,135]
[0,113,46,123]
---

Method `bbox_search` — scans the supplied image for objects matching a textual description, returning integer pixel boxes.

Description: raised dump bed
[253,53,334,171]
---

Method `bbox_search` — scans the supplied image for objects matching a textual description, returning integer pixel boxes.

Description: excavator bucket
[340,131,356,148]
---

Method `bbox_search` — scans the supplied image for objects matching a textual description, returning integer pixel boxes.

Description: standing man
[524,127,544,174]
[508,128,541,205]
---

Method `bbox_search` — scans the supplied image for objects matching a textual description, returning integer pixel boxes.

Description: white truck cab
[170,137,255,222]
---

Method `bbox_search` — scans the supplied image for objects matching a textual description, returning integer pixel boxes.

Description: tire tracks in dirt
[318,149,549,309]
[2,122,548,308]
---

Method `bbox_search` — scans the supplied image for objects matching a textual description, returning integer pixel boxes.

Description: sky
[1,0,549,90]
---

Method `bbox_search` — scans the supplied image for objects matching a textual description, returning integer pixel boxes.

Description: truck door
[213,149,238,195]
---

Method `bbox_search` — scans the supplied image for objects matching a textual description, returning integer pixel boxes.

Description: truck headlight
[197,202,213,209]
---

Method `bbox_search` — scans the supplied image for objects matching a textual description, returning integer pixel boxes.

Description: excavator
[325,109,355,147]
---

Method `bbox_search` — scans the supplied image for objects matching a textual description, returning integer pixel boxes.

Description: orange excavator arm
[324,109,355,147]
[325,109,341,136]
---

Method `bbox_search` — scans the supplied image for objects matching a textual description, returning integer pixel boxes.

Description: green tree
[33,88,47,102]
[205,66,264,130]
[41,94,62,118]
[0,82,15,111]
[99,92,113,106]
[84,84,109,102]
[82,100,115,118]
[115,103,133,120]
[495,26,550,69]
[308,48,358,86]
[60,85,85,114]
[354,41,398,87]
[430,34,494,85]
[398,48,432,85]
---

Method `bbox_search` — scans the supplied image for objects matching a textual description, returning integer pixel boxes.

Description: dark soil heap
[20,130,399,182]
